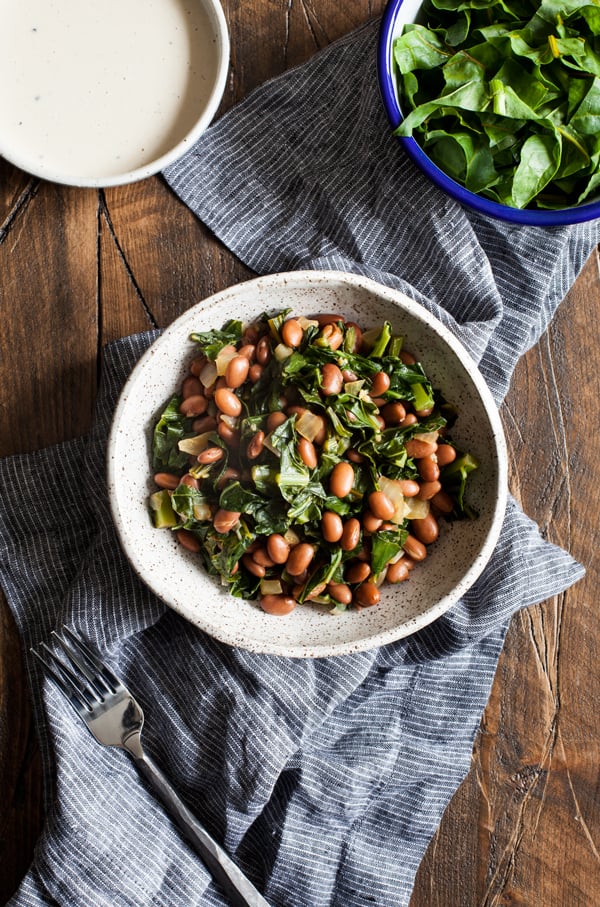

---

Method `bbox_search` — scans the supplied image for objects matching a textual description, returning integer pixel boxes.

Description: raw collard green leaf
[393,0,600,208]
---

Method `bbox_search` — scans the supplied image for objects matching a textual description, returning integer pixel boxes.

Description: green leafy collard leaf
[370,529,409,577]
[393,24,452,73]
[170,484,211,522]
[442,451,480,514]
[396,79,491,134]
[152,395,190,471]
[579,6,600,38]
[426,130,499,190]
[190,319,243,360]
[512,131,562,207]
[569,77,600,135]
[393,0,600,208]
[218,482,289,535]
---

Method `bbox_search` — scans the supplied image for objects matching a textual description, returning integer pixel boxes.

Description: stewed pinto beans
[149,310,479,614]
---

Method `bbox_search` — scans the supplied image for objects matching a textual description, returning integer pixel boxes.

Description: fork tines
[31,626,121,712]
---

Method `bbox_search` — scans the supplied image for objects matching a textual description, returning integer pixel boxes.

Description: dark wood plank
[0,182,99,456]
[410,247,600,906]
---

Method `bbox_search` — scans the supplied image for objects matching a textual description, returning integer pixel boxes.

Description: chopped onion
[263,433,281,457]
[378,476,408,523]
[220,413,238,429]
[283,527,301,546]
[274,343,294,362]
[260,578,283,596]
[417,431,439,445]
[298,316,319,330]
[192,502,212,521]
[378,475,430,523]
[296,410,325,442]
[404,497,430,520]
[199,360,217,388]
[178,432,212,455]
[344,380,365,396]
[215,344,238,376]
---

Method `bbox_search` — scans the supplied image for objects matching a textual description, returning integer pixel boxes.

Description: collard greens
[394,0,600,209]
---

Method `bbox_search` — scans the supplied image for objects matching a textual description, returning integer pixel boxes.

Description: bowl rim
[0,0,230,188]
[107,269,509,657]
[377,0,600,227]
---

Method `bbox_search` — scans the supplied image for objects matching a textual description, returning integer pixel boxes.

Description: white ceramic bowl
[0,0,229,187]
[107,270,508,657]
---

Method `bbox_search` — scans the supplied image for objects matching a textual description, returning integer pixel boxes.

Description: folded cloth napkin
[3,17,599,907]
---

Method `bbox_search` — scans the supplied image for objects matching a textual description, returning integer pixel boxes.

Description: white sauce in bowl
[0,0,227,185]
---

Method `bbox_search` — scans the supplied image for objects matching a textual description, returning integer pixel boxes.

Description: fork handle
[133,752,270,907]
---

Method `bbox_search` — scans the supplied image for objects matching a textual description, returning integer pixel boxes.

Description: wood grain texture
[410,249,600,907]
[1,2,599,905]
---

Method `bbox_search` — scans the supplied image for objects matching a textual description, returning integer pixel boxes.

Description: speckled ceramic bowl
[107,270,507,657]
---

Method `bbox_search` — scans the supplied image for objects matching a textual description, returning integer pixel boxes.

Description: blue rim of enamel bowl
[377,0,600,227]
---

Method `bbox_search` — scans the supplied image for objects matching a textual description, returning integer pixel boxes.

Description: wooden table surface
[1,2,600,905]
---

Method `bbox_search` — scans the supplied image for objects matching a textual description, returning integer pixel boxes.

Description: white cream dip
[0,0,224,185]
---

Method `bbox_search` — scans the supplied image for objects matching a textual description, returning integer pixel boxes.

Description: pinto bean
[213,509,241,534]
[298,437,318,468]
[242,554,266,577]
[418,455,440,482]
[405,438,437,459]
[436,444,457,467]
[247,430,265,460]
[319,323,344,350]
[398,479,420,497]
[179,395,208,417]
[340,518,361,551]
[327,582,353,605]
[266,534,290,564]
[345,561,371,584]
[214,387,242,417]
[226,355,250,389]
[182,376,203,399]
[249,363,263,383]
[411,513,439,545]
[281,318,304,348]
[260,594,297,615]
[431,490,454,514]
[362,510,383,533]
[176,529,201,553]
[266,411,288,432]
[381,402,406,425]
[403,534,427,561]
[368,491,395,521]
[321,363,344,396]
[330,462,354,498]
[354,581,380,607]
[197,446,224,464]
[256,336,272,365]
[322,511,344,543]
[287,543,315,576]
[192,415,217,433]
[417,480,442,501]
[154,472,180,490]
[252,547,275,568]
[385,560,410,583]
[370,371,391,396]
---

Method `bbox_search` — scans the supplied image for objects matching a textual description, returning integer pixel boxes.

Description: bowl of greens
[107,270,507,657]
[378,0,600,225]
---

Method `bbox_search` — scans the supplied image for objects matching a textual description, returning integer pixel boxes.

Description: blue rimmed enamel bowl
[377,0,600,226]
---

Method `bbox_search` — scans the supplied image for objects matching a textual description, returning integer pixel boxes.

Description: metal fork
[32,626,269,907]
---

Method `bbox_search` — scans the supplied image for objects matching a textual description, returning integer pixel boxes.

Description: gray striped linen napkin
[3,16,600,907]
